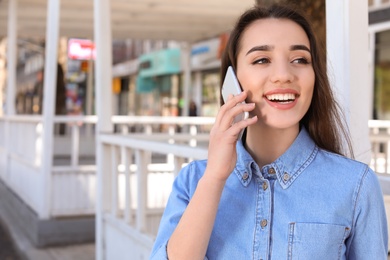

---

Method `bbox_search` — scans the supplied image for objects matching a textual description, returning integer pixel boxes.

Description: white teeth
[266,93,296,101]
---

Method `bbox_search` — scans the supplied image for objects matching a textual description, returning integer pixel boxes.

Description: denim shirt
[150,128,388,259]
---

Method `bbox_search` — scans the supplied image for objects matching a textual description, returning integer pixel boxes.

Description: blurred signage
[112,59,139,77]
[138,48,181,78]
[191,33,229,70]
[112,78,121,94]
[68,39,96,60]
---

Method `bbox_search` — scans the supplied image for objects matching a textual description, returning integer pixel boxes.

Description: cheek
[238,73,266,100]
[236,72,252,94]
[303,79,315,113]
[304,72,315,97]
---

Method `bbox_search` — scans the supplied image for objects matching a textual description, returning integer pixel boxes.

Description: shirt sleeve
[149,162,203,259]
[346,166,388,259]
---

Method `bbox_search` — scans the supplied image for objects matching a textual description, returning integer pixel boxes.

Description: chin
[263,119,300,131]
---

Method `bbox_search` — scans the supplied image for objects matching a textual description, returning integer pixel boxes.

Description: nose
[270,62,294,84]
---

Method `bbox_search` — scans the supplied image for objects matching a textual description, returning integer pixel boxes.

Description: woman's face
[236,18,315,130]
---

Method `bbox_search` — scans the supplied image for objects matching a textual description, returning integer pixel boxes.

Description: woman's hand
[205,91,257,182]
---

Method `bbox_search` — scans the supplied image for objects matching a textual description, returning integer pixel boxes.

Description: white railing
[0,115,44,214]
[0,115,215,219]
[97,133,208,260]
[369,120,390,174]
[50,116,213,218]
[1,117,390,218]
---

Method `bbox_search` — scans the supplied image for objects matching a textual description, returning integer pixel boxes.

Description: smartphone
[221,66,249,140]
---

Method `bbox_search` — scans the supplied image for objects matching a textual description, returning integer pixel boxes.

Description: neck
[244,124,300,168]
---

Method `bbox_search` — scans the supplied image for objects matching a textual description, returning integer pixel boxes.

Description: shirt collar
[234,127,318,189]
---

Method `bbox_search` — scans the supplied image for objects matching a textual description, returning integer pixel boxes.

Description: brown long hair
[220,4,353,158]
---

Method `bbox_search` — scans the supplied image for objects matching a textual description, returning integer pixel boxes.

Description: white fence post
[111,145,119,217]
[71,125,80,167]
[135,149,148,233]
[122,146,133,225]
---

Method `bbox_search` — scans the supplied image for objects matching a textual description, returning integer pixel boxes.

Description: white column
[6,0,17,116]
[94,1,113,133]
[4,0,17,187]
[40,0,60,219]
[326,0,371,163]
[94,0,113,259]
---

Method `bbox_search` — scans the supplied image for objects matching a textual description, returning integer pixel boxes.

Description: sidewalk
[0,192,95,260]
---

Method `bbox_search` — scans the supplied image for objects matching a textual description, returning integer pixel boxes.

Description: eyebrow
[290,44,311,53]
[246,45,273,55]
[245,44,311,56]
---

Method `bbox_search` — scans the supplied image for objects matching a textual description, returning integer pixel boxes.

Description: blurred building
[7,0,390,125]
[9,36,228,122]
[369,1,390,120]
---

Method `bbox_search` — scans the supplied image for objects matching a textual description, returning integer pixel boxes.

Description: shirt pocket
[287,222,350,260]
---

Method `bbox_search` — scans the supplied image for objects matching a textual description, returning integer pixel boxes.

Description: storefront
[66,38,95,116]
[112,59,138,116]
[372,29,390,120]
[111,34,229,118]
[136,48,181,117]
[15,53,44,114]
[370,6,390,120]
[190,33,228,117]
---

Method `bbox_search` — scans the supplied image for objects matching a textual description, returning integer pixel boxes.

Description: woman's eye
[254,58,270,64]
[292,58,309,64]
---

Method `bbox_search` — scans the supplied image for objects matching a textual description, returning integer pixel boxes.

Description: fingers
[213,90,257,139]
[226,114,258,137]
[215,91,249,126]
[219,102,255,130]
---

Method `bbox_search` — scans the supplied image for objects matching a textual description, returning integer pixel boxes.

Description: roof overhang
[0,0,255,42]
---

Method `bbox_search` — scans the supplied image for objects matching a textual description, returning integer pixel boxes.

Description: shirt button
[242,172,249,180]
[262,182,268,191]
[261,219,268,228]
[268,168,276,174]
[283,172,290,181]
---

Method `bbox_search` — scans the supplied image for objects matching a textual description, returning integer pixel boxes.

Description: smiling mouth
[265,93,298,104]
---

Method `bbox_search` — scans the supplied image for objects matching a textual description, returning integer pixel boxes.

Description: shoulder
[173,159,208,196]
[316,148,381,197]
[317,149,371,176]
[178,159,207,179]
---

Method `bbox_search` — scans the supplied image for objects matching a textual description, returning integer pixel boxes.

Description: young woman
[150,4,388,260]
